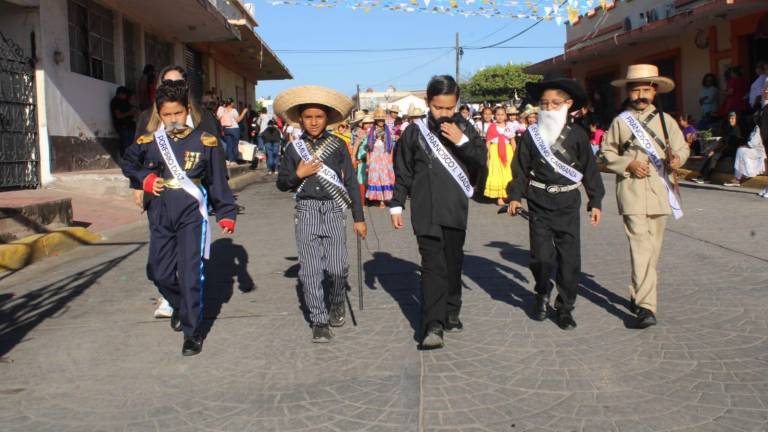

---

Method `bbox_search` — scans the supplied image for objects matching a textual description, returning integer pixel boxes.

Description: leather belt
[529,180,581,194]
[163,177,201,189]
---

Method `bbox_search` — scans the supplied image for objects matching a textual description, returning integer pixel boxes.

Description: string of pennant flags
[268,0,616,25]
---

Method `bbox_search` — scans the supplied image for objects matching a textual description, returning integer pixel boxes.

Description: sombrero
[373,106,387,120]
[406,104,425,118]
[611,64,675,94]
[350,110,366,125]
[274,85,354,125]
[525,75,588,110]
[521,104,539,118]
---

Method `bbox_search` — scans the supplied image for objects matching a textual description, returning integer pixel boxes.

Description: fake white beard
[538,106,568,145]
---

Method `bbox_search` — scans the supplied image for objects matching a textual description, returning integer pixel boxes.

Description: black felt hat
[525,75,588,110]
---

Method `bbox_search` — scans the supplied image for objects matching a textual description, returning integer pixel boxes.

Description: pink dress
[365,129,395,201]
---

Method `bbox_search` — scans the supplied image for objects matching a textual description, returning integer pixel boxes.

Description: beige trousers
[623,214,668,314]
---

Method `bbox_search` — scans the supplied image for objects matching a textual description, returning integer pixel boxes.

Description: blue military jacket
[121,127,237,223]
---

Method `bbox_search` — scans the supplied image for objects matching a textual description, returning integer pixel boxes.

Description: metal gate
[0,31,38,189]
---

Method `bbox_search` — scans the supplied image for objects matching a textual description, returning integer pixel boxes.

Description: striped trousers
[295,199,348,325]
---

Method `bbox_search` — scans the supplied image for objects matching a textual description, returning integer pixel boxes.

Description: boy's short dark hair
[155,81,189,112]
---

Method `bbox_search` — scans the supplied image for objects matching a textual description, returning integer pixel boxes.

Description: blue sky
[248,2,567,99]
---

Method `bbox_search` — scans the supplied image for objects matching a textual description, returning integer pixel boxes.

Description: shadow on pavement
[283,257,311,326]
[363,252,421,342]
[579,272,636,327]
[199,238,255,338]
[0,243,146,358]
[476,241,635,325]
[464,241,536,318]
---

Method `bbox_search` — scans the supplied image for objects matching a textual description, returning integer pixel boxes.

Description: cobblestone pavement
[1,175,767,432]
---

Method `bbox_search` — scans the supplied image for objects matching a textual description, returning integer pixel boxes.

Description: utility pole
[356,84,361,111]
[455,32,460,84]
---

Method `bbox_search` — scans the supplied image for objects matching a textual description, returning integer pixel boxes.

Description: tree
[461,63,541,104]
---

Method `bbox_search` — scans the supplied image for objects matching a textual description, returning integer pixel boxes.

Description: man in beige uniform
[602,64,689,329]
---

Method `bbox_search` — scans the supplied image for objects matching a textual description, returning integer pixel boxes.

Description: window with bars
[67,0,115,82]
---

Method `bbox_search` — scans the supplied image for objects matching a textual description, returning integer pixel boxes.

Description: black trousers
[528,201,581,312]
[417,226,466,335]
[146,191,206,337]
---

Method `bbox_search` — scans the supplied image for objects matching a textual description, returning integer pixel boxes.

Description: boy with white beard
[507,77,605,330]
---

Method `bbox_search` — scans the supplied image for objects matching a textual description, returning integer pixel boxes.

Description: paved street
[1,174,767,432]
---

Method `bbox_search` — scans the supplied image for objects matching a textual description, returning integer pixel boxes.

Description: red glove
[142,173,158,194]
[219,219,236,233]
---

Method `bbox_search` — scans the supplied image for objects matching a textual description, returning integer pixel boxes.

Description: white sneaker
[154,298,173,319]
[759,188,768,198]
[723,181,741,187]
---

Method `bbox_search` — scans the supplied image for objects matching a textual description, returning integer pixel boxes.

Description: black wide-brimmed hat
[525,75,588,110]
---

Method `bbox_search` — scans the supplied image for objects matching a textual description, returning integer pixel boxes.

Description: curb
[676,168,768,189]
[598,164,768,189]
[0,227,101,271]
[229,170,266,192]
[1,170,264,272]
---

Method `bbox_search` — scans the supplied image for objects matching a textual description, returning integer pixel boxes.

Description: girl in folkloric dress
[365,109,396,207]
[484,105,516,206]
[354,115,374,202]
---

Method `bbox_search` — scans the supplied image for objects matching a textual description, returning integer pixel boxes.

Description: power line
[274,47,452,53]
[365,49,454,88]
[274,45,561,54]
[465,19,543,50]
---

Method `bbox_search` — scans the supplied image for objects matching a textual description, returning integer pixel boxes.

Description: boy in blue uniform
[123,81,237,356]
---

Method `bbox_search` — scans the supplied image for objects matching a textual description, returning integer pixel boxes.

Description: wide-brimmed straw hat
[373,106,387,120]
[526,76,588,110]
[361,114,375,124]
[388,104,400,113]
[506,105,519,115]
[350,110,366,125]
[406,104,425,118]
[521,104,539,118]
[611,64,675,94]
[274,85,354,125]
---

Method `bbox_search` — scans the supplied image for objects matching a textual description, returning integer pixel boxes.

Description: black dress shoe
[556,310,577,330]
[170,309,182,332]
[421,322,444,350]
[629,298,637,314]
[636,307,657,329]
[445,312,463,333]
[533,294,549,321]
[182,336,203,356]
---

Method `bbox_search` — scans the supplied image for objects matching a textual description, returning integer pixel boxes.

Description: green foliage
[461,63,541,104]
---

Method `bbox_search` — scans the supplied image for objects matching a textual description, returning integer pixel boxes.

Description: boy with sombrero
[601,64,688,329]
[507,76,605,330]
[275,86,367,343]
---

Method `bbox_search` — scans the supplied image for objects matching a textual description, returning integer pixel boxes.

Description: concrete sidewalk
[1,175,766,431]
[0,164,269,271]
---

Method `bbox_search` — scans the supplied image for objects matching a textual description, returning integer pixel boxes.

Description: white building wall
[39,0,118,139]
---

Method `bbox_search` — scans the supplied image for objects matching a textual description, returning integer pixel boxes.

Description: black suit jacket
[508,123,604,212]
[390,114,487,236]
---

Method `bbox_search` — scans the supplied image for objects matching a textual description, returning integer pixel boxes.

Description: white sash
[291,139,347,192]
[528,124,584,183]
[154,130,211,259]
[414,119,474,198]
[619,111,683,220]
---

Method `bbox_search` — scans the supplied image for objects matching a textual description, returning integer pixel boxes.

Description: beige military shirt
[602,104,689,216]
